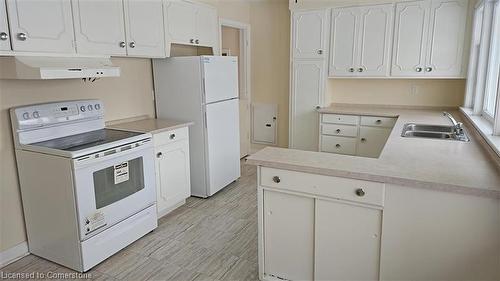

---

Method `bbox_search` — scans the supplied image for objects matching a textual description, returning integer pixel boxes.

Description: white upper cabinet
[6,0,75,53]
[123,0,165,57]
[329,4,393,77]
[425,0,468,77]
[292,10,328,59]
[392,0,467,77]
[0,0,11,51]
[72,0,127,56]
[163,0,218,49]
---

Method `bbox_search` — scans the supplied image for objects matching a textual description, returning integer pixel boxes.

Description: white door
[292,10,328,59]
[124,0,165,57]
[205,98,240,196]
[290,59,325,151]
[72,0,127,56]
[163,0,196,45]
[6,0,74,53]
[263,190,314,281]
[315,199,382,280]
[391,0,430,77]
[425,0,468,77]
[195,5,217,47]
[155,139,190,217]
[0,0,11,51]
[329,7,359,76]
[202,56,239,103]
[358,4,394,77]
[358,126,392,158]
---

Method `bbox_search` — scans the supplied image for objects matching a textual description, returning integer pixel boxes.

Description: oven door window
[93,157,145,209]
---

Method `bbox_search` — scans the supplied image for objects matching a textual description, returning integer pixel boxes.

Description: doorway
[219,19,251,158]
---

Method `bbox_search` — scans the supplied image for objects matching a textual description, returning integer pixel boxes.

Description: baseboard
[0,242,29,268]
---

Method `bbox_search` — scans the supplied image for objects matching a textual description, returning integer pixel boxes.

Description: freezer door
[202,56,239,104]
[205,98,241,195]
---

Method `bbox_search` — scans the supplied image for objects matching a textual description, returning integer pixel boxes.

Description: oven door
[72,140,156,240]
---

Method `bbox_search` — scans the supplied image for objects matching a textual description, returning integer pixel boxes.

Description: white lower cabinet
[153,127,191,217]
[358,126,392,158]
[263,190,314,281]
[315,199,382,280]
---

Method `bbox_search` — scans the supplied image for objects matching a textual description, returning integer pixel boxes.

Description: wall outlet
[410,84,418,96]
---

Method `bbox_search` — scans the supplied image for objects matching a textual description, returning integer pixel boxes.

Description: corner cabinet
[292,10,328,59]
[0,0,11,51]
[329,4,394,77]
[6,0,75,53]
[153,127,191,217]
[391,0,468,77]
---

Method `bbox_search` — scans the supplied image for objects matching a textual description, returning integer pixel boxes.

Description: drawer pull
[156,152,162,158]
[375,120,382,124]
[272,176,281,183]
[355,188,366,197]
[336,129,341,134]
[169,133,176,140]
[335,144,341,148]
[361,138,367,142]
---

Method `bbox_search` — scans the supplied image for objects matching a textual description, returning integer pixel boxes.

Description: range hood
[0,56,121,80]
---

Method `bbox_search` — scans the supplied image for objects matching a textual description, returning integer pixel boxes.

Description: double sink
[401,112,470,142]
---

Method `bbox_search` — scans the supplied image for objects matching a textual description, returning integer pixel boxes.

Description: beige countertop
[246,105,500,199]
[107,117,194,134]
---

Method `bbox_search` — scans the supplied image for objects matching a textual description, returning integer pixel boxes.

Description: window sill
[460,107,500,158]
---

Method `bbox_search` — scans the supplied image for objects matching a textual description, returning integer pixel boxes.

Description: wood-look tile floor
[1,164,258,281]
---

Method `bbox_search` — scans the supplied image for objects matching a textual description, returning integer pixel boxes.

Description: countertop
[246,105,500,199]
[107,117,194,134]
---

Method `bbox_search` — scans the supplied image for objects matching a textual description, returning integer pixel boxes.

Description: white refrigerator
[153,56,241,197]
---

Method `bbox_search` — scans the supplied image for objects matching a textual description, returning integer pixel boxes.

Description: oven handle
[73,139,153,168]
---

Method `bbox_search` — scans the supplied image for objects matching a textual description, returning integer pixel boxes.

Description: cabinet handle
[317,49,323,55]
[272,176,281,183]
[335,144,341,148]
[195,39,200,44]
[336,129,341,134]
[315,105,321,110]
[375,119,382,124]
[156,152,162,158]
[358,67,364,73]
[425,67,433,72]
[415,67,423,73]
[129,41,136,48]
[348,67,355,73]
[0,32,8,41]
[361,138,367,142]
[355,188,366,197]
[119,41,126,48]
[169,133,176,140]
[17,33,27,41]
[190,39,194,43]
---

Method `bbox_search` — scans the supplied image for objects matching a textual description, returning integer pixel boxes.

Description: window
[482,1,500,121]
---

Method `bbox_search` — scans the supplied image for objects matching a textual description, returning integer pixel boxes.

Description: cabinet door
[425,0,467,77]
[315,199,382,280]
[0,0,11,51]
[195,5,217,48]
[124,0,165,57]
[329,7,359,76]
[357,4,394,77]
[358,126,392,158]
[292,10,328,59]
[290,59,325,151]
[6,0,74,53]
[155,139,191,216]
[391,0,430,77]
[263,190,314,281]
[163,0,196,45]
[72,0,126,56]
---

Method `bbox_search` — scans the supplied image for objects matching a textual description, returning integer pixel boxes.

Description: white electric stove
[10,100,157,272]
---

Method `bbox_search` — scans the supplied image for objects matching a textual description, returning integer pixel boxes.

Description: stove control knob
[22,112,30,120]
[80,105,86,112]
[87,104,93,111]
[32,111,40,119]
[94,103,101,110]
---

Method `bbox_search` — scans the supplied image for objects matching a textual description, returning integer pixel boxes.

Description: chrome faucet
[443,112,463,135]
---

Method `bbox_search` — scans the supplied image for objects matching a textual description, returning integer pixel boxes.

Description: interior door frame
[219,18,252,157]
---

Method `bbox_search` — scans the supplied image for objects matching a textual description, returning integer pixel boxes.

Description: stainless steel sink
[401,123,470,142]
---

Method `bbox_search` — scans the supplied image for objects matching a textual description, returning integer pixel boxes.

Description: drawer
[321,123,358,137]
[260,167,385,206]
[360,116,396,128]
[320,135,357,155]
[322,114,359,125]
[153,126,188,147]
